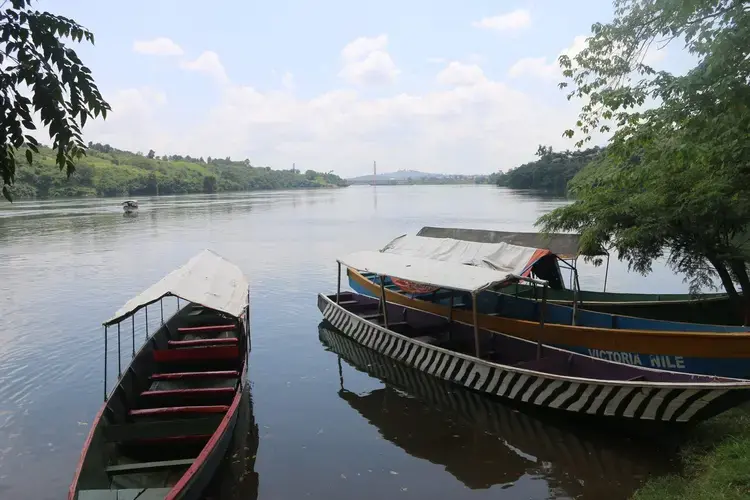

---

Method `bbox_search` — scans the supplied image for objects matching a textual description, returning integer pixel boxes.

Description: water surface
[0,186,690,499]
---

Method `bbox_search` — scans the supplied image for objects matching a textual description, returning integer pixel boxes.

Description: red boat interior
[72,304,245,499]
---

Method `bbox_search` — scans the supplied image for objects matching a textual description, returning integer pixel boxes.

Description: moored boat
[320,250,750,426]
[318,322,669,495]
[69,249,250,500]
[398,226,739,325]
[122,200,139,213]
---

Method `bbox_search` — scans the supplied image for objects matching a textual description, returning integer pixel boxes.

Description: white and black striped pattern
[318,324,652,481]
[318,294,745,424]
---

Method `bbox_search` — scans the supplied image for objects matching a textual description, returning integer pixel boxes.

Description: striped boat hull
[318,293,750,425]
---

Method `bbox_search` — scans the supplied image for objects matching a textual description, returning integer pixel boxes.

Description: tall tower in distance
[372,160,377,186]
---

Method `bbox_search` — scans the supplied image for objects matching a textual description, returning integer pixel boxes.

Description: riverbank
[9,144,348,199]
[632,408,750,500]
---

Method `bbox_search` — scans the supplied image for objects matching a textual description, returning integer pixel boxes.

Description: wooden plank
[152,345,239,363]
[150,370,239,381]
[168,337,238,347]
[103,415,223,442]
[105,458,194,475]
[78,489,173,500]
[140,387,235,398]
[177,324,234,333]
[129,405,229,417]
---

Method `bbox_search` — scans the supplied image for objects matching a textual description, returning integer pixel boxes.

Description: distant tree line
[9,143,349,199]
[493,146,604,193]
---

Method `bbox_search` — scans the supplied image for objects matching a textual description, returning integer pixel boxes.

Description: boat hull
[69,305,250,500]
[512,285,737,325]
[348,269,750,378]
[318,292,750,426]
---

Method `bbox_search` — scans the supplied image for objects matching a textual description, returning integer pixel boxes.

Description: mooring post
[160,298,164,324]
[145,306,149,340]
[177,297,181,310]
[472,292,481,358]
[336,262,341,304]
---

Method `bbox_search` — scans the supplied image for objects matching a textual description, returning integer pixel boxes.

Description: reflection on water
[204,385,260,500]
[0,186,694,499]
[318,322,673,500]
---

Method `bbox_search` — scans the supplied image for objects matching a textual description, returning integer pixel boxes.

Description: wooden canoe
[69,250,250,500]
[318,292,750,426]
[348,267,750,378]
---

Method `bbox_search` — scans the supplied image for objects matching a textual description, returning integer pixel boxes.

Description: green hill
[8,143,349,199]
[493,146,603,193]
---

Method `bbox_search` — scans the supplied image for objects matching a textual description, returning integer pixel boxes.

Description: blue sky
[39,0,673,177]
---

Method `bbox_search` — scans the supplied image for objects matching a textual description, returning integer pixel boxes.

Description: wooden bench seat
[129,405,229,417]
[103,415,223,442]
[105,458,194,475]
[168,337,238,348]
[150,370,239,381]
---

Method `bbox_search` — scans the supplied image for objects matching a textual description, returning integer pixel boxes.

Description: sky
[38,0,678,177]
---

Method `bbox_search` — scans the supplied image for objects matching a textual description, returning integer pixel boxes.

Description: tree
[0,0,110,201]
[203,175,217,193]
[147,149,155,159]
[536,0,750,322]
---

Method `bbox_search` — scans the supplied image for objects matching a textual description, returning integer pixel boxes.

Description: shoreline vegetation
[490,145,604,194]
[9,143,349,200]
[632,409,750,500]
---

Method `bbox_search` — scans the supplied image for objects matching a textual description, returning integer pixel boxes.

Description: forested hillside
[494,146,603,192]
[9,143,348,199]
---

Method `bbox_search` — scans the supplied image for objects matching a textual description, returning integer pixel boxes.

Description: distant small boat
[122,200,139,213]
[319,250,750,427]
[69,249,250,500]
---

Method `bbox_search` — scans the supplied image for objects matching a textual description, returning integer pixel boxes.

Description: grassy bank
[9,143,348,199]
[633,408,750,500]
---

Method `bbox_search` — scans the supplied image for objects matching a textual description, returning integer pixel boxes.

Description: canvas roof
[104,249,249,325]
[380,234,546,276]
[416,226,606,259]
[338,250,547,294]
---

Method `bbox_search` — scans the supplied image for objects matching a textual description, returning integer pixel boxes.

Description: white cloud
[84,87,172,152]
[437,62,486,87]
[509,35,587,79]
[133,37,183,56]
[84,44,598,177]
[180,51,228,83]
[338,35,399,86]
[473,9,531,32]
[281,72,295,91]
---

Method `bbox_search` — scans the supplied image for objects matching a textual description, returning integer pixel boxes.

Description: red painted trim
[68,404,106,500]
[168,338,238,347]
[129,405,229,417]
[177,324,235,333]
[130,434,213,444]
[150,370,239,381]
[165,357,247,500]
[153,345,239,363]
[140,387,236,397]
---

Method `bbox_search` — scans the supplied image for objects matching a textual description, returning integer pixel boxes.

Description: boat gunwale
[319,292,750,389]
[349,268,749,339]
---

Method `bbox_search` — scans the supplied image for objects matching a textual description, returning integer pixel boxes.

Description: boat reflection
[318,321,673,499]
[203,384,259,500]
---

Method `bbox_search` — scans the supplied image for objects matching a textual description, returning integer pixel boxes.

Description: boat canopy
[104,249,249,325]
[338,250,548,294]
[381,234,550,277]
[416,226,606,259]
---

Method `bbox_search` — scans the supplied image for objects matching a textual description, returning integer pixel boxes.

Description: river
[0,185,690,499]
